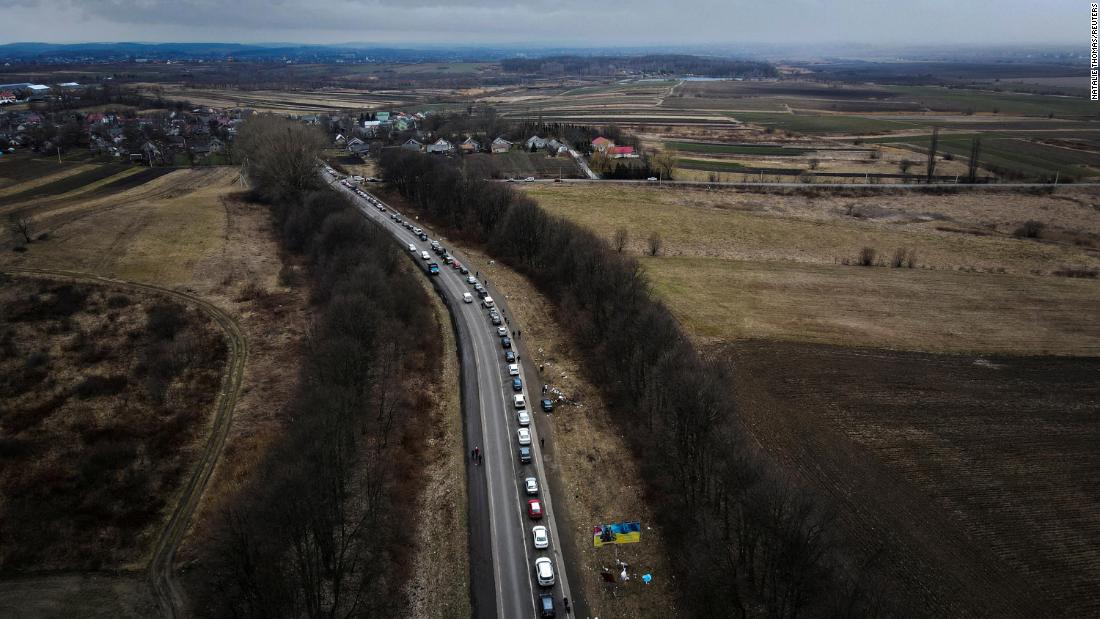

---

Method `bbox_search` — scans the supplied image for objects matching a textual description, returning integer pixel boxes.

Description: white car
[516,409,530,426]
[535,557,555,587]
[408,243,417,253]
[532,525,549,549]
[463,293,473,303]
[497,327,508,337]
[421,251,431,261]
[514,394,526,409]
[508,363,519,376]
[517,428,531,446]
[525,177,535,182]
[483,296,494,308]
[467,275,477,285]
[525,477,539,495]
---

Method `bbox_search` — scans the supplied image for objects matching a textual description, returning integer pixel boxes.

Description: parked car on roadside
[534,557,555,586]
[505,350,516,363]
[512,377,523,391]
[501,336,512,349]
[517,428,531,446]
[525,477,539,495]
[538,593,555,617]
[508,363,520,376]
[516,409,530,426]
[532,525,549,549]
[527,498,542,518]
[514,394,526,408]
[518,445,532,463]
[541,398,554,412]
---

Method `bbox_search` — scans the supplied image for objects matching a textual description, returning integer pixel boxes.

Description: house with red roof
[609,145,637,158]
[591,136,613,152]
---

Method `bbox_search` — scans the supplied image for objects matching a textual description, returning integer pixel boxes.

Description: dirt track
[0,268,248,619]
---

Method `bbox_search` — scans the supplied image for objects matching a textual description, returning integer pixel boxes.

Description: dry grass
[525,184,1100,355]
[2,168,237,286]
[405,271,471,619]
[0,277,226,572]
[646,256,1100,355]
[451,244,681,619]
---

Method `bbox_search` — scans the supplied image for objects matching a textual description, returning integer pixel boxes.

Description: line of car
[335,171,563,617]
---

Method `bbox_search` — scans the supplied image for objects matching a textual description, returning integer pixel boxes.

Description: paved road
[330,176,575,619]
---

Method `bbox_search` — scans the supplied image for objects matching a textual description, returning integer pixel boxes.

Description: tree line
[380,148,890,618]
[190,116,440,618]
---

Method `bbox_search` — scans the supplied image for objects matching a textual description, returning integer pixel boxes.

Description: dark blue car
[512,377,523,391]
[505,350,516,362]
[541,398,554,412]
[501,337,512,349]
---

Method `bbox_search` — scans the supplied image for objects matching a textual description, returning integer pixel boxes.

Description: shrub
[858,247,877,266]
[74,374,129,399]
[106,294,131,309]
[146,302,189,339]
[1013,220,1045,239]
[1052,266,1098,279]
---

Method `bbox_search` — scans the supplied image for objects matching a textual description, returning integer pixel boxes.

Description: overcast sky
[0,0,1083,46]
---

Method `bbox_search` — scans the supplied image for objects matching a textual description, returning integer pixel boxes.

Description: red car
[527,499,543,519]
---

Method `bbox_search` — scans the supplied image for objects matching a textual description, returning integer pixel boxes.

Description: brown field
[727,341,1100,617]
[0,276,226,571]
[0,163,312,616]
[523,181,1100,615]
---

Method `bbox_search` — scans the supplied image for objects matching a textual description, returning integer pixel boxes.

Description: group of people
[470,445,482,464]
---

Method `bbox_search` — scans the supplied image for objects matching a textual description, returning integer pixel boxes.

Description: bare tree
[9,215,34,244]
[808,158,820,170]
[898,159,913,176]
[925,126,939,183]
[967,136,982,184]
[613,227,630,253]
[647,231,663,257]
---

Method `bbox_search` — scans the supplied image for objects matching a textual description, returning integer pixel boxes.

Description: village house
[526,136,548,151]
[460,137,480,153]
[609,145,638,159]
[591,136,614,152]
[491,137,512,153]
[402,138,424,152]
[427,138,455,155]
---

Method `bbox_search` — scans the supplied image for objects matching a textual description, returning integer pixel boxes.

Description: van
[421,251,430,261]
[463,293,473,303]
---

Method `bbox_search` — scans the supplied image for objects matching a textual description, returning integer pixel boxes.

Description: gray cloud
[0,0,1082,46]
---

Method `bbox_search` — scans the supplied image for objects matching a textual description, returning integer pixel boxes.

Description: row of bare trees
[380,148,889,617]
[193,117,439,618]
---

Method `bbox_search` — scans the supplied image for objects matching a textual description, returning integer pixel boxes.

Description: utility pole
[56,146,61,164]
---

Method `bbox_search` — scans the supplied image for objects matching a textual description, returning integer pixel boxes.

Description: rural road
[330,176,576,619]
[0,267,249,619]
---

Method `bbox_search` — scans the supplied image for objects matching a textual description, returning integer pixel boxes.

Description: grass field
[467,150,583,178]
[524,180,1100,615]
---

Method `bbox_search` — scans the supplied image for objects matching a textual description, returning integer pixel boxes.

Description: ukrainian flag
[592,521,642,547]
